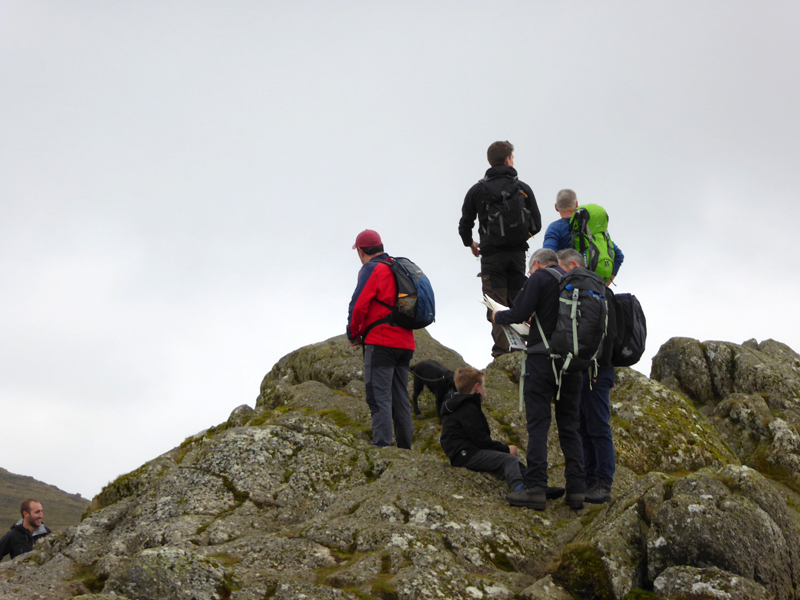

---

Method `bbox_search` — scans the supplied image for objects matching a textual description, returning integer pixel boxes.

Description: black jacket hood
[440,392,480,416]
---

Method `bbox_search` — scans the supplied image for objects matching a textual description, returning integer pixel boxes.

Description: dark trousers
[480,250,527,357]
[523,354,585,493]
[580,366,616,485]
[364,345,414,449]
[459,449,524,490]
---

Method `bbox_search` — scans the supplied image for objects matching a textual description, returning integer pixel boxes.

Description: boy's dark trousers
[459,448,524,489]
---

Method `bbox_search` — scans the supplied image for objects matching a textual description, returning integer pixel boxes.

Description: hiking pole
[518,352,526,413]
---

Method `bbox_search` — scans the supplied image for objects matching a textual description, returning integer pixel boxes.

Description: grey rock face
[4,333,800,599]
[610,367,737,474]
[647,466,800,600]
[105,547,228,599]
[650,336,716,402]
[653,565,774,600]
[653,336,800,491]
[519,575,575,599]
[652,337,800,408]
[574,471,671,599]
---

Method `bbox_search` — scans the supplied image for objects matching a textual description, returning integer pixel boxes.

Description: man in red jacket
[347,229,415,449]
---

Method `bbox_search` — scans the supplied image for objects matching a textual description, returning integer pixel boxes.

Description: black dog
[409,360,456,419]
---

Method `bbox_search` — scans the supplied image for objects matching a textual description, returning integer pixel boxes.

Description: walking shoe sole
[507,499,546,511]
[585,493,612,504]
[506,491,547,511]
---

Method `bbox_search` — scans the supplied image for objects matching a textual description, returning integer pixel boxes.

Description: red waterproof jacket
[347,254,415,350]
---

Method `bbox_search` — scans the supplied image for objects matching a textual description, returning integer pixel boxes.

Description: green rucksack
[569,204,616,282]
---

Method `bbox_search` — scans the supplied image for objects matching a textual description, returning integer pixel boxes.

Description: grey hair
[529,248,558,271]
[556,189,578,211]
[557,248,586,268]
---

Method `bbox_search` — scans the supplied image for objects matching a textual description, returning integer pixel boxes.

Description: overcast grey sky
[2,2,799,500]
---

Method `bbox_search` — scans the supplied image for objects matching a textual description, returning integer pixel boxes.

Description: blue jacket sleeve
[542,218,572,251]
[612,242,624,276]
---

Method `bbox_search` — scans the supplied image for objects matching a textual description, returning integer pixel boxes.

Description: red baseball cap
[352,229,382,249]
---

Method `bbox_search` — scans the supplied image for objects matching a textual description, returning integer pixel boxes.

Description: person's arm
[0,529,31,560]
[611,241,624,277]
[522,184,541,236]
[0,531,10,561]
[542,222,559,251]
[543,218,572,252]
[346,263,379,341]
[493,272,543,325]
[458,187,480,253]
[463,404,509,452]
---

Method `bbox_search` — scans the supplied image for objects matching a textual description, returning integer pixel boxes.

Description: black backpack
[364,256,436,335]
[478,176,534,247]
[531,267,608,396]
[611,293,646,367]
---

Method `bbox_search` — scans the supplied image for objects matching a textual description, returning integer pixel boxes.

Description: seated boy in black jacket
[439,366,526,503]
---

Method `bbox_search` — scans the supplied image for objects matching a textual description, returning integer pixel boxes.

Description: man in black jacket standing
[0,498,50,561]
[493,248,586,511]
[459,141,541,357]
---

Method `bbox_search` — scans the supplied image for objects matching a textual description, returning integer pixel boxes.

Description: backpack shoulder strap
[526,267,562,353]
[540,266,562,282]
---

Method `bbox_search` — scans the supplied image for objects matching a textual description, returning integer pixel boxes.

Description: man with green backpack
[542,189,624,285]
[543,190,624,505]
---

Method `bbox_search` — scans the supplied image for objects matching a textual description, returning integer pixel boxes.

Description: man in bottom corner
[0,498,51,561]
[347,229,414,449]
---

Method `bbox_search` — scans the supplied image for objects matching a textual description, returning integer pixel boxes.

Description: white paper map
[482,296,529,352]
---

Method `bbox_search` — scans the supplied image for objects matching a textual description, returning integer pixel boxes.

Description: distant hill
[0,467,89,534]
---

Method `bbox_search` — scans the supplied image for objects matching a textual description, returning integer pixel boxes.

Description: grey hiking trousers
[364,344,414,449]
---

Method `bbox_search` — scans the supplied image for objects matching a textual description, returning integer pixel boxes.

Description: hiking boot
[585,481,612,504]
[545,486,565,500]
[564,492,585,510]
[506,488,547,511]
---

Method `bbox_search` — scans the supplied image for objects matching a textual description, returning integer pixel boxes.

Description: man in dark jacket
[0,498,50,561]
[439,366,525,500]
[558,248,618,504]
[493,248,586,511]
[459,141,541,357]
[347,229,415,449]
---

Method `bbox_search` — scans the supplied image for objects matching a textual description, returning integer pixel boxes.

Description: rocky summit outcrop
[3,331,800,599]
[652,337,800,495]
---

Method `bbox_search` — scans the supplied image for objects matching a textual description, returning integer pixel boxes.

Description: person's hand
[491,310,498,323]
[606,275,615,287]
[349,337,362,347]
[470,241,480,257]
[509,445,518,456]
